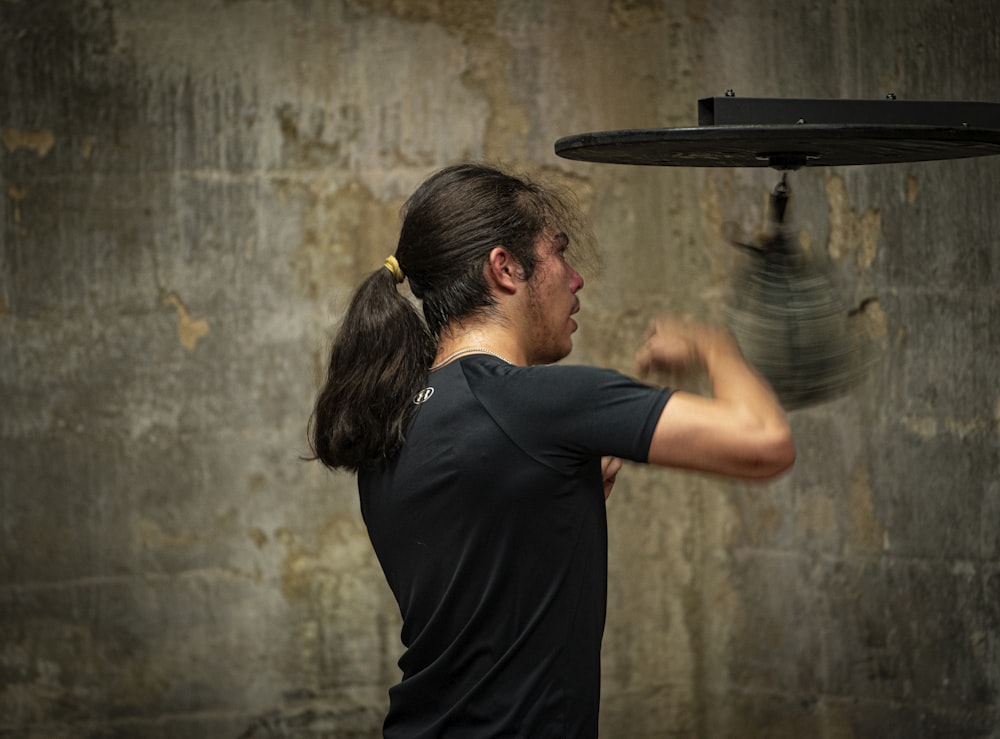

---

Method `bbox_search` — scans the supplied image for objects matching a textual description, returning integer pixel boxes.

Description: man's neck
[434,321,527,367]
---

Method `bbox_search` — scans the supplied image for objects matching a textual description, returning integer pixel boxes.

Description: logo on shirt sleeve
[413,387,435,404]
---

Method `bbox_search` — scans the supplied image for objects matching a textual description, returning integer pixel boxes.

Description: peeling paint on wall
[249,527,268,549]
[460,44,529,160]
[291,180,404,301]
[275,514,375,603]
[906,175,919,205]
[270,513,398,695]
[853,297,888,341]
[163,293,210,351]
[849,465,886,553]
[6,185,26,224]
[826,175,881,272]
[943,416,986,439]
[137,517,195,551]
[699,174,727,291]
[902,414,938,439]
[356,0,528,161]
[608,0,667,29]
[1,127,55,157]
[796,494,837,540]
[275,103,358,168]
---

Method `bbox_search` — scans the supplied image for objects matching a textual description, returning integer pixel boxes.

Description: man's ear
[485,246,522,295]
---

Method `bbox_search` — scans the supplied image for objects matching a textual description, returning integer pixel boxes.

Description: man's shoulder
[517,361,641,386]
[463,358,654,404]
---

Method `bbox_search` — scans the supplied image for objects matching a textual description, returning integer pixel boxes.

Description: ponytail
[309,263,434,471]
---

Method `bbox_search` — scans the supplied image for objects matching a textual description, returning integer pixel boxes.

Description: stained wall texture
[1,1,998,737]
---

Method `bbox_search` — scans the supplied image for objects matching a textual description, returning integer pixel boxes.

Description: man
[310,163,794,738]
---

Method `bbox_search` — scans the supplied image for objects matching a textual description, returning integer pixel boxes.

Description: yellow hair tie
[384,255,404,284]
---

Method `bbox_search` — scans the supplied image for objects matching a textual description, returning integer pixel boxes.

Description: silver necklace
[430,346,514,370]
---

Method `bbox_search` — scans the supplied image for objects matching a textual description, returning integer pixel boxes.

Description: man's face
[524,230,584,365]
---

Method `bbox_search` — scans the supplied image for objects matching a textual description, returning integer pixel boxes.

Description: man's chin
[553,340,574,364]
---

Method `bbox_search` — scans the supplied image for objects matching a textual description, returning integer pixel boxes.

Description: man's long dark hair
[308,163,593,472]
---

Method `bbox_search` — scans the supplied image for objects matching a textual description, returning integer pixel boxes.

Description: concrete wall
[1,1,997,737]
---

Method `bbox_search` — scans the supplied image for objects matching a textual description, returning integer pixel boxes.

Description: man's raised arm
[636,317,796,480]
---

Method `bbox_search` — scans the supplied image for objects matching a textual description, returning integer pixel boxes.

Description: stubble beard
[526,283,572,365]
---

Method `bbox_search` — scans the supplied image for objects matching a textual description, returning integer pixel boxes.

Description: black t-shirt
[359,355,672,738]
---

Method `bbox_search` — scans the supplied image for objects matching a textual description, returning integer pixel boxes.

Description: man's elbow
[747,428,796,480]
